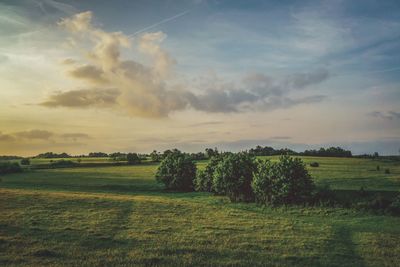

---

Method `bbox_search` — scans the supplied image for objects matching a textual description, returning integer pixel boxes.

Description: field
[1,157,399,266]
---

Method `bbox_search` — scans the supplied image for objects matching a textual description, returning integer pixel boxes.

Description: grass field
[1,157,399,266]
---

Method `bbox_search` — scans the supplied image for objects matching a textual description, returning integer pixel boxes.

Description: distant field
[0,157,399,266]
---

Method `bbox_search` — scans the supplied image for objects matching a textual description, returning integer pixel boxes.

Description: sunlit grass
[0,156,399,266]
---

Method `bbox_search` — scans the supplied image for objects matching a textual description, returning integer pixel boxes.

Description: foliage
[309,162,319,167]
[50,160,77,168]
[252,155,315,205]
[205,148,219,158]
[126,153,141,165]
[0,162,22,175]
[385,169,390,174]
[310,185,337,206]
[194,155,223,192]
[155,150,196,191]
[302,147,352,157]
[20,158,31,165]
[212,152,257,202]
[88,152,109,157]
[35,152,71,158]
[150,150,161,162]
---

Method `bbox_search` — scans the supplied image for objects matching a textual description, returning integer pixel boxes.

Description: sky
[0,0,399,156]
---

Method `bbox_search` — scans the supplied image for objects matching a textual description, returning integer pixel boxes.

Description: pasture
[0,157,399,266]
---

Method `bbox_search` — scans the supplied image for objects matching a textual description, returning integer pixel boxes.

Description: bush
[385,169,390,174]
[387,194,400,216]
[252,159,274,204]
[309,162,319,167]
[0,162,22,175]
[50,160,77,168]
[127,153,141,165]
[376,165,380,171]
[212,152,257,202]
[20,158,30,165]
[252,156,315,205]
[311,185,337,206]
[155,150,196,191]
[194,155,223,192]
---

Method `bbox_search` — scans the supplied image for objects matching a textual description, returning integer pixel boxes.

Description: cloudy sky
[1,0,399,156]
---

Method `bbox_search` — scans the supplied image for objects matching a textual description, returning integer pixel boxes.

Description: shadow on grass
[320,225,366,267]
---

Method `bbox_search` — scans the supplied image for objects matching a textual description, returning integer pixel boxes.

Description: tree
[155,150,196,191]
[20,158,30,165]
[254,155,315,205]
[212,152,257,202]
[126,153,141,165]
[205,148,219,158]
[194,154,223,192]
[150,150,161,162]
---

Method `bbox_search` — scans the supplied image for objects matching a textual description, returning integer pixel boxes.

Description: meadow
[0,156,399,266]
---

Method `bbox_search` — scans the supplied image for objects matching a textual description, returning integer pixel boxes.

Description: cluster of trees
[247,146,352,158]
[155,150,315,205]
[0,162,22,175]
[302,147,352,157]
[35,152,71,158]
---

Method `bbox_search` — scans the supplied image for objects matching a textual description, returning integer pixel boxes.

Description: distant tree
[0,162,22,174]
[205,148,219,158]
[155,150,196,191]
[35,152,71,158]
[88,152,108,157]
[212,152,257,202]
[126,153,141,165]
[20,158,30,165]
[150,150,161,162]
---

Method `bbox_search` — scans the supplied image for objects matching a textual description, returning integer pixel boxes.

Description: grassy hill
[0,156,399,266]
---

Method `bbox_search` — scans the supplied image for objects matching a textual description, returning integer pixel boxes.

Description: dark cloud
[0,132,15,142]
[68,65,108,84]
[60,133,91,141]
[188,121,223,127]
[15,129,54,140]
[0,129,92,144]
[40,88,119,108]
[270,136,291,140]
[368,110,400,120]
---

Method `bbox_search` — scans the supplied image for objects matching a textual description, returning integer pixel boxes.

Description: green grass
[0,157,399,266]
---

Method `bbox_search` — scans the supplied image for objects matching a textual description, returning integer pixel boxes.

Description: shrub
[385,169,390,174]
[20,158,30,165]
[376,165,380,171]
[212,152,257,202]
[0,162,22,175]
[50,160,77,168]
[252,159,274,204]
[194,155,223,192]
[270,155,315,205]
[311,185,337,206]
[387,194,400,216]
[127,153,141,165]
[309,162,319,167]
[155,150,196,191]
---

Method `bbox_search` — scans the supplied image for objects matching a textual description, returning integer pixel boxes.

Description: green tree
[212,152,257,202]
[127,153,141,165]
[253,155,314,205]
[155,150,196,191]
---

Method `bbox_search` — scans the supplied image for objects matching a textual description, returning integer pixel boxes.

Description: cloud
[60,133,91,141]
[0,129,91,143]
[368,111,400,120]
[41,88,119,108]
[41,11,329,117]
[0,132,15,142]
[14,129,54,140]
[68,65,108,84]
